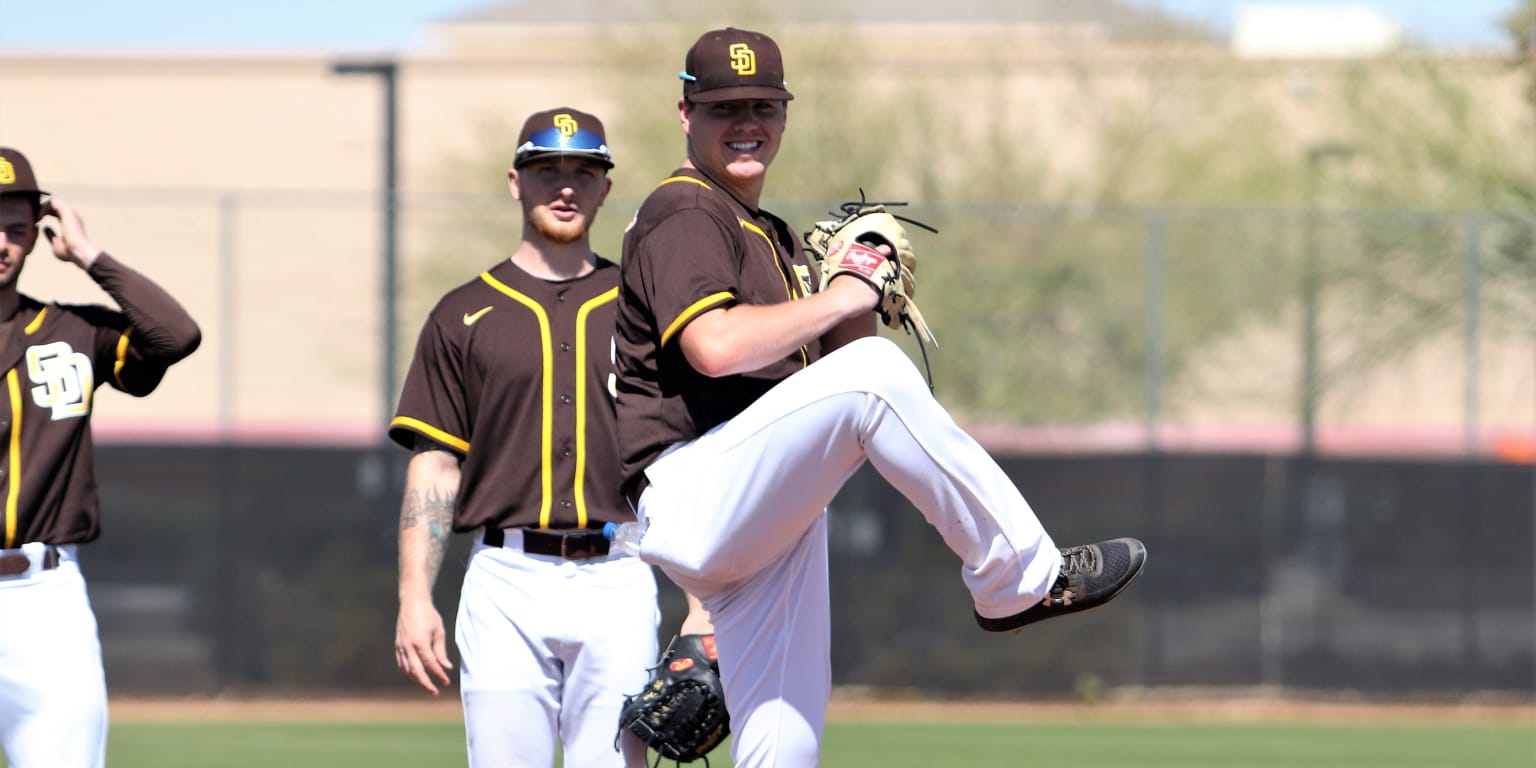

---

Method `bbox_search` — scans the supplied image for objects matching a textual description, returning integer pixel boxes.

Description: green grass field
[19,717,1523,768]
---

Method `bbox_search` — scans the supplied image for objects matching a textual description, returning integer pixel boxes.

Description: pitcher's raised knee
[815,337,929,396]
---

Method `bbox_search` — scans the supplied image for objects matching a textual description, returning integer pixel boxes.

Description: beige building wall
[0,51,623,443]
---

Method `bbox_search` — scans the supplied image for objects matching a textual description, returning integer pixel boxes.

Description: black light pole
[1300,141,1354,454]
[1298,140,1353,669]
[332,60,400,433]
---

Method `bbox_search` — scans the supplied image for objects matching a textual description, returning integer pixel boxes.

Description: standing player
[613,28,1148,766]
[390,108,707,767]
[0,147,202,768]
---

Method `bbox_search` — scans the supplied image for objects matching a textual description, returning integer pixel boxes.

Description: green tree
[419,9,1532,430]
[1504,0,1536,111]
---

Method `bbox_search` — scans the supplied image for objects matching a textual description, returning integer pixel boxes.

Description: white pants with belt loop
[456,533,660,767]
[0,545,108,768]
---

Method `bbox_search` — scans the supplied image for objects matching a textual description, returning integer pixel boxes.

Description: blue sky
[0,0,486,52]
[1125,0,1521,48]
[0,0,1521,52]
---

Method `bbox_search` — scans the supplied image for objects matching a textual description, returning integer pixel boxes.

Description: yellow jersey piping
[22,308,46,335]
[479,271,555,527]
[112,328,132,389]
[737,218,809,367]
[389,416,470,454]
[4,371,20,548]
[661,292,734,348]
[573,287,618,528]
[659,175,711,190]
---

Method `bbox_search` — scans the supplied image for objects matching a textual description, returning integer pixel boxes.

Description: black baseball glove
[618,634,730,764]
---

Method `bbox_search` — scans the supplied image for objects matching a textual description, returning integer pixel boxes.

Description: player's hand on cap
[38,197,102,269]
[395,597,453,695]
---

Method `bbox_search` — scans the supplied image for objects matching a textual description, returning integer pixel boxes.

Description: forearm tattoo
[402,485,455,574]
[402,441,457,582]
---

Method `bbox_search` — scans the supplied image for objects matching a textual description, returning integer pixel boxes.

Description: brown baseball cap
[513,107,614,169]
[680,27,794,104]
[0,147,46,199]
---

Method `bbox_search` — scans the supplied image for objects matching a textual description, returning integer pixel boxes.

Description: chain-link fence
[48,189,1534,696]
[51,189,1532,455]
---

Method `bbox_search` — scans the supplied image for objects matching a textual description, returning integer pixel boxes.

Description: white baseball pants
[456,533,660,768]
[0,545,108,768]
[635,335,1059,767]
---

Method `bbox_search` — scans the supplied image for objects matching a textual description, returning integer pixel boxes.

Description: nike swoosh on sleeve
[463,306,493,325]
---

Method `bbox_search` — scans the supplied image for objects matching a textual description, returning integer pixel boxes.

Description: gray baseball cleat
[975,538,1147,632]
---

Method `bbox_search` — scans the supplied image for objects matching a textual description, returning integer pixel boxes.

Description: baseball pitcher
[612,29,1148,767]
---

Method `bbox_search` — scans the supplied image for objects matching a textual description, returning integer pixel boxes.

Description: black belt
[484,527,610,561]
[0,545,61,577]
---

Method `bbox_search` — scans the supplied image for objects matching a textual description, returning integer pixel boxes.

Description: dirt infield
[109,688,1536,725]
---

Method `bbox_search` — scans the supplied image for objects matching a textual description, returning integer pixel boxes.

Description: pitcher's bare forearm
[681,591,715,636]
[679,278,876,378]
[399,446,461,600]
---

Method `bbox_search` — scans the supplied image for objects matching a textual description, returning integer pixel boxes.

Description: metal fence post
[1140,209,1168,686]
[1463,214,1482,456]
[218,193,238,440]
[1143,210,1167,450]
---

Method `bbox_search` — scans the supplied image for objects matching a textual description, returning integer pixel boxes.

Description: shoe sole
[975,538,1148,633]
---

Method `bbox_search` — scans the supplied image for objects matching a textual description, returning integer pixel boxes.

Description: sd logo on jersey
[27,341,93,420]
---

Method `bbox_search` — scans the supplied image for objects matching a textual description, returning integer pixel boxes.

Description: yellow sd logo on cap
[729,43,756,76]
[0,158,14,185]
[554,113,578,138]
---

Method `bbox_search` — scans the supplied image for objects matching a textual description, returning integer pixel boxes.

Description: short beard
[527,208,588,245]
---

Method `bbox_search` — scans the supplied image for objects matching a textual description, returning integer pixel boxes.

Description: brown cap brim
[687,85,795,104]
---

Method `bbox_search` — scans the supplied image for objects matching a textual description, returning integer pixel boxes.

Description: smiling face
[509,155,613,245]
[0,196,39,291]
[681,97,787,205]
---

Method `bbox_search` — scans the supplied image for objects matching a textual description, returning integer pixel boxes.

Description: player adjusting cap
[681,27,794,104]
[0,147,47,199]
[513,108,614,169]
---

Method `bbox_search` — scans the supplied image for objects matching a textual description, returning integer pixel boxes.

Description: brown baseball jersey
[613,167,819,498]
[1,253,201,547]
[390,257,630,532]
